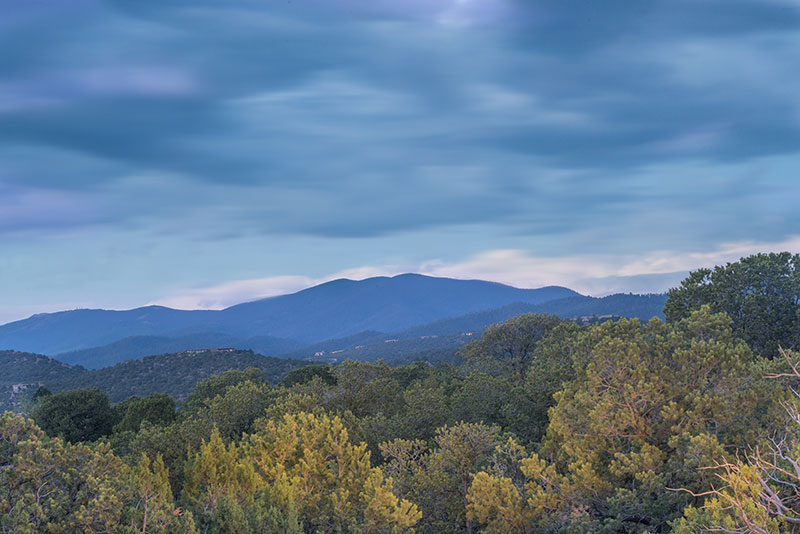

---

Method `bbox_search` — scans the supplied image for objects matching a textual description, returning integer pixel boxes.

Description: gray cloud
[0,0,798,244]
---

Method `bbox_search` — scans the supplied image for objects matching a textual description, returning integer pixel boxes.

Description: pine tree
[129,453,178,533]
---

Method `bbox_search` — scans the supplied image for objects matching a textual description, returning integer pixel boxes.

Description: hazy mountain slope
[275,330,391,360]
[0,306,222,355]
[280,293,667,363]
[295,334,470,363]
[388,347,463,367]
[0,274,579,355]
[219,274,578,340]
[529,293,667,320]
[396,293,667,338]
[56,333,304,369]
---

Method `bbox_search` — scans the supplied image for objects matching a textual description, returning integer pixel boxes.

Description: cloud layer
[1,0,799,322]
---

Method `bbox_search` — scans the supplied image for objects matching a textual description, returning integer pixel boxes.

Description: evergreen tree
[246,411,421,533]
[664,251,800,358]
[467,308,783,533]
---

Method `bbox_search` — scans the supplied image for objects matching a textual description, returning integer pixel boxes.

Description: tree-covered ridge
[4,253,800,533]
[0,350,86,411]
[0,349,84,379]
[55,333,305,369]
[49,349,310,403]
[0,349,310,408]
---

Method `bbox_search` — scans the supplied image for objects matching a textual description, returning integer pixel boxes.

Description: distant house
[384,339,399,343]
[179,347,236,355]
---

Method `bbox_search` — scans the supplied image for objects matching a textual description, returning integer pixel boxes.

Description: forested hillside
[0,350,85,411]
[56,333,304,369]
[0,349,310,408]
[47,349,311,402]
[3,254,799,533]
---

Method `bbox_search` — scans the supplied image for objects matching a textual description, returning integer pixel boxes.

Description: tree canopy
[30,387,115,443]
[664,251,800,357]
[459,313,564,382]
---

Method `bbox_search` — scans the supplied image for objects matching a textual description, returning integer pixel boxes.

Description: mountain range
[0,274,667,369]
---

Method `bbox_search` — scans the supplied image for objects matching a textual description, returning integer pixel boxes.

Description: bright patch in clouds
[422,236,800,294]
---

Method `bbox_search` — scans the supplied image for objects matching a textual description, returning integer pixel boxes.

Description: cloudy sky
[1,0,799,323]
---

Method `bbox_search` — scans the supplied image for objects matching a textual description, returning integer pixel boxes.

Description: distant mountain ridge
[55,334,305,370]
[0,348,308,409]
[0,274,579,356]
[276,293,668,362]
[394,293,668,339]
[55,293,666,369]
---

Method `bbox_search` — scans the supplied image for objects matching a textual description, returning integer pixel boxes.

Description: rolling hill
[55,333,304,369]
[0,350,86,411]
[1,348,310,407]
[48,349,310,402]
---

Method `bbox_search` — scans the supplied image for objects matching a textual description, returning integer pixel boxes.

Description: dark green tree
[30,387,115,443]
[279,364,336,388]
[664,251,800,357]
[30,386,52,403]
[522,321,583,443]
[326,360,403,418]
[114,393,177,433]
[459,314,564,383]
[194,379,276,441]
[181,367,266,414]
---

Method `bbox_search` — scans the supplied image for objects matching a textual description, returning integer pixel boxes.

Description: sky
[1,0,799,324]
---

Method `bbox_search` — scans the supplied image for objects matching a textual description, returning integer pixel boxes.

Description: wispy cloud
[152,236,800,310]
[152,264,409,310]
[423,236,800,294]
[153,276,315,310]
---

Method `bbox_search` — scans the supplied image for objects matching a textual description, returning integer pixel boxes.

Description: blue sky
[1,0,799,323]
